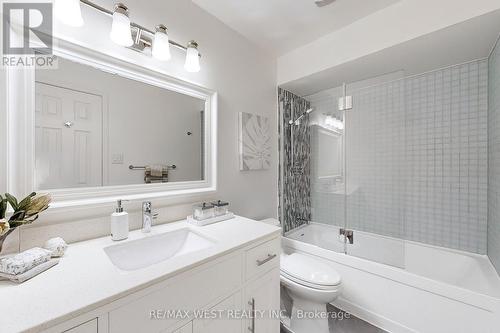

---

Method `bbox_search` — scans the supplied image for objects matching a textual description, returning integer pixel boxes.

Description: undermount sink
[104,228,215,271]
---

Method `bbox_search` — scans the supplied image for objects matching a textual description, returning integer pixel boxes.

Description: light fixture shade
[110,4,133,47]
[335,118,345,130]
[184,41,200,73]
[152,25,171,61]
[325,116,335,127]
[55,0,84,27]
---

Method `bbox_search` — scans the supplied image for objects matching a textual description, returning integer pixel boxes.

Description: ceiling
[192,0,401,56]
[281,10,500,96]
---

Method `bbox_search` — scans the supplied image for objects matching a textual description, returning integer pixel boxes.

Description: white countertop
[0,216,281,333]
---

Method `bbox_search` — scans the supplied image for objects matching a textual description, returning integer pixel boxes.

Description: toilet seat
[280,253,342,333]
[280,253,341,290]
[280,270,341,291]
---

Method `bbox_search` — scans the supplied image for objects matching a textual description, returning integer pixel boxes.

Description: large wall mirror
[35,57,205,190]
[5,41,217,206]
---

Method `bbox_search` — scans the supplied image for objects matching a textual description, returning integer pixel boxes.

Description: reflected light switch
[112,153,124,164]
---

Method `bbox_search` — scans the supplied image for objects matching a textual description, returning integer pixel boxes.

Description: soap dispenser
[111,200,129,241]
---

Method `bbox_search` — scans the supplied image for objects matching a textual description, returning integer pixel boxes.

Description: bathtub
[282,223,500,333]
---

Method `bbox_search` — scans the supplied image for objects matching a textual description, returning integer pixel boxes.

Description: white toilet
[260,218,342,333]
[280,253,342,333]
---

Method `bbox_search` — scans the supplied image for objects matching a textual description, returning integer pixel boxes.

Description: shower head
[289,108,315,126]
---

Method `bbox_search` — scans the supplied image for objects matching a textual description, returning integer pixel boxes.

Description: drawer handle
[256,253,277,266]
[248,298,255,332]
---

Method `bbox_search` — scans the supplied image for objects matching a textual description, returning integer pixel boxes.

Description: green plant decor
[0,192,51,241]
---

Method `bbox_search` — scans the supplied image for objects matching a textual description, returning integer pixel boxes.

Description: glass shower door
[343,80,406,268]
[307,87,348,254]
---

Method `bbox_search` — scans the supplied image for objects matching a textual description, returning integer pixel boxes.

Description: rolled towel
[144,175,168,184]
[0,247,52,276]
[150,165,164,178]
[44,237,67,257]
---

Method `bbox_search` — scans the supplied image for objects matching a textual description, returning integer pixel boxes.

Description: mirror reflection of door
[35,82,103,190]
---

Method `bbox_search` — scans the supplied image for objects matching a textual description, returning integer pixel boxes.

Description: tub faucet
[142,201,158,233]
[340,228,354,244]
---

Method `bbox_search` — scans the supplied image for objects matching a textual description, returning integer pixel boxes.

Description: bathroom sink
[104,228,215,271]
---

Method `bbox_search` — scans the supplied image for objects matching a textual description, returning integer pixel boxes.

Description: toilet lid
[280,253,341,287]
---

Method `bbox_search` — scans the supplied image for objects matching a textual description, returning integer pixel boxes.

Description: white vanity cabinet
[192,292,243,332]
[41,235,280,333]
[172,322,193,333]
[63,319,98,333]
[244,268,280,333]
[243,239,281,333]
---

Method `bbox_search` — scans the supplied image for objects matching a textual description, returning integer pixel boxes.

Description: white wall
[277,0,500,86]
[36,58,205,186]
[0,0,277,250]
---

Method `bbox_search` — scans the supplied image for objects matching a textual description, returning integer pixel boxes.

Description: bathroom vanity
[0,217,281,333]
[0,18,281,333]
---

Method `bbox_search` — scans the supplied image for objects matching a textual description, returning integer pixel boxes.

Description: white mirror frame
[311,124,344,181]
[3,39,217,209]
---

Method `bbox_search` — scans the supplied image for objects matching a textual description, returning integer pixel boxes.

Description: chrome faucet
[340,228,354,244]
[142,201,158,233]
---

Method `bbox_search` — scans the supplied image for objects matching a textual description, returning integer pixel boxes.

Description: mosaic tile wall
[278,88,311,233]
[488,38,500,273]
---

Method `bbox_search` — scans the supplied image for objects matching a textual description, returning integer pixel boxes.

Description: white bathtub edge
[333,297,418,333]
[282,237,500,312]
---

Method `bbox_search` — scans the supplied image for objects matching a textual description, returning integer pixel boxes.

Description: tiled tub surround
[307,60,488,254]
[489,37,500,275]
[278,88,312,233]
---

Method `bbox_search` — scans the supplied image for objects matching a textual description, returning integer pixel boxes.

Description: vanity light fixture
[55,0,84,27]
[58,0,201,72]
[110,3,134,47]
[325,115,344,130]
[184,41,201,73]
[151,25,171,61]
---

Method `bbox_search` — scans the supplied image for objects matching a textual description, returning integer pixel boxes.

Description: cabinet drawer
[63,319,97,333]
[109,254,242,333]
[245,238,280,280]
[172,321,192,333]
[193,292,242,333]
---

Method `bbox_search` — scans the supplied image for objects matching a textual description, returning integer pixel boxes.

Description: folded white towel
[0,247,52,276]
[0,258,59,283]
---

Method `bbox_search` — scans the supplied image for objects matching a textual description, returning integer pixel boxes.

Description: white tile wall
[488,39,500,273]
[346,80,406,239]
[404,60,488,253]
[308,60,488,254]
